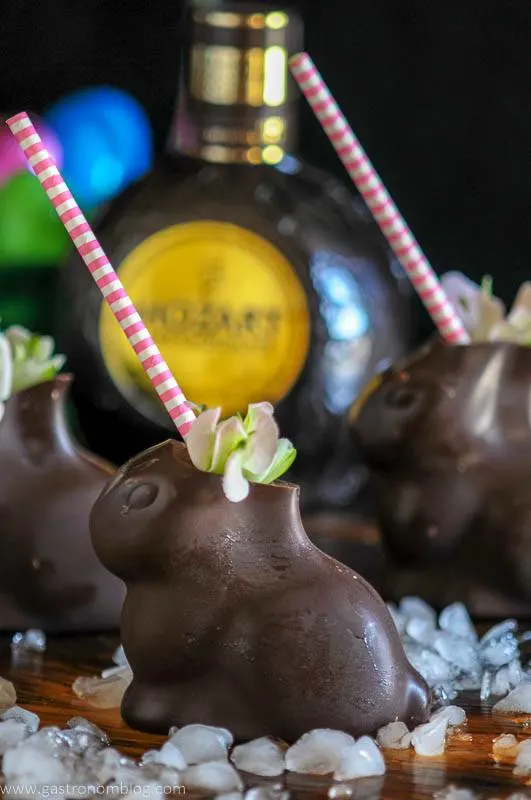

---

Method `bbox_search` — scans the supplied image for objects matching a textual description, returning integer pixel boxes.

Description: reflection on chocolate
[0,375,124,631]
[90,440,429,742]
[354,339,531,614]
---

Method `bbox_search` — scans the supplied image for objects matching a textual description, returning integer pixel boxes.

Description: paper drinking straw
[6,112,196,438]
[290,53,470,345]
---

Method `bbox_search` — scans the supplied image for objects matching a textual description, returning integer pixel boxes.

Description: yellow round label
[99,221,311,423]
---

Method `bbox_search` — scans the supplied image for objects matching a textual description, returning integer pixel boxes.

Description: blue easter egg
[45,87,153,208]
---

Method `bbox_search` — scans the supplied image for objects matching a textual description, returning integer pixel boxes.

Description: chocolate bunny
[354,338,531,615]
[0,375,124,631]
[90,439,429,741]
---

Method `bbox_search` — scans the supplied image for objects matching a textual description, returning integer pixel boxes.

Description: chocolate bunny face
[0,375,124,631]
[91,439,429,742]
[355,339,531,472]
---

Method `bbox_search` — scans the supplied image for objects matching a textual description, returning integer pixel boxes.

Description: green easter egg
[0,172,72,267]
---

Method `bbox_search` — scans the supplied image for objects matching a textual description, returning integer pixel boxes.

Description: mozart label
[99,221,310,422]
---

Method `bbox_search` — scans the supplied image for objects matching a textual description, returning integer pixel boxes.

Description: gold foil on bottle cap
[193,10,289,31]
[175,4,301,164]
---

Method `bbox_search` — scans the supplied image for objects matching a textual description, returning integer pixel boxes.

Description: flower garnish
[186,402,296,503]
[0,325,65,421]
[441,272,531,344]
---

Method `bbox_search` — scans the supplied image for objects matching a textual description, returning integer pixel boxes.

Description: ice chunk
[411,716,449,756]
[399,596,437,625]
[67,716,110,745]
[333,736,385,780]
[433,787,477,800]
[27,726,71,757]
[403,642,457,685]
[453,671,482,692]
[492,733,519,762]
[480,620,519,668]
[439,603,477,641]
[480,670,493,702]
[216,794,243,800]
[0,676,17,711]
[405,616,435,645]
[431,682,458,705]
[11,629,46,653]
[493,683,531,713]
[72,666,132,709]
[328,786,354,799]
[515,739,531,773]
[286,729,355,775]
[171,723,232,764]
[1,706,39,733]
[3,740,74,783]
[376,721,411,750]
[0,720,30,753]
[87,746,138,784]
[399,596,435,622]
[142,741,186,770]
[430,705,467,727]
[244,786,289,800]
[431,631,480,675]
[489,659,524,698]
[183,761,243,793]
[231,737,285,776]
[112,645,128,666]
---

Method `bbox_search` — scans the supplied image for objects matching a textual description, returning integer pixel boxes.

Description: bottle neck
[168,5,301,166]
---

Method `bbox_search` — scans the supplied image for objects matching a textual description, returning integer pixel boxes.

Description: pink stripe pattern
[6,112,196,438]
[289,53,470,346]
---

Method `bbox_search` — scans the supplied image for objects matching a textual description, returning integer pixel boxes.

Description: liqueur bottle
[61,0,417,515]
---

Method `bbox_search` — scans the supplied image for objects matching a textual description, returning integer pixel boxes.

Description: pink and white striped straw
[290,53,470,345]
[6,112,196,438]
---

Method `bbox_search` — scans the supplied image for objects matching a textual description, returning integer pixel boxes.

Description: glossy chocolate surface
[90,439,429,742]
[354,339,531,613]
[0,376,124,631]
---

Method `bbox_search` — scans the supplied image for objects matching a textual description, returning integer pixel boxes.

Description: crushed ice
[72,667,132,709]
[170,723,233,764]
[11,629,46,654]
[0,677,17,712]
[286,729,355,775]
[376,705,466,758]
[231,737,285,776]
[0,708,252,796]
[286,729,385,779]
[9,598,531,794]
[388,598,530,701]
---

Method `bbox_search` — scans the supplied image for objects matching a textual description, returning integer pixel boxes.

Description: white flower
[5,326,66,394]
[0,326,66,422]
[186,402,296,503]
[441,271,505,341]
[0,333,13,423]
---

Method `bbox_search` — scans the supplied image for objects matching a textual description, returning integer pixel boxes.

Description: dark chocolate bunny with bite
[90,439,429,741]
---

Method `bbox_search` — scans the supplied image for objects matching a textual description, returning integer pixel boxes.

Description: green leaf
[481,275,493,297]
[256,439,297,484]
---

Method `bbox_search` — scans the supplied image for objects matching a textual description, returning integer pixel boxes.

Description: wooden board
[2,635,531,799]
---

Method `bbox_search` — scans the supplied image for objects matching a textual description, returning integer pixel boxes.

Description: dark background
[1,0,531,306]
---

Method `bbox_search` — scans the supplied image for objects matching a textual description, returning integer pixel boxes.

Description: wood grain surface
[2,635,531,799]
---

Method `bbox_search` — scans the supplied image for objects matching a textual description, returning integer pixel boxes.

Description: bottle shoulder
[92,154,392,264]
